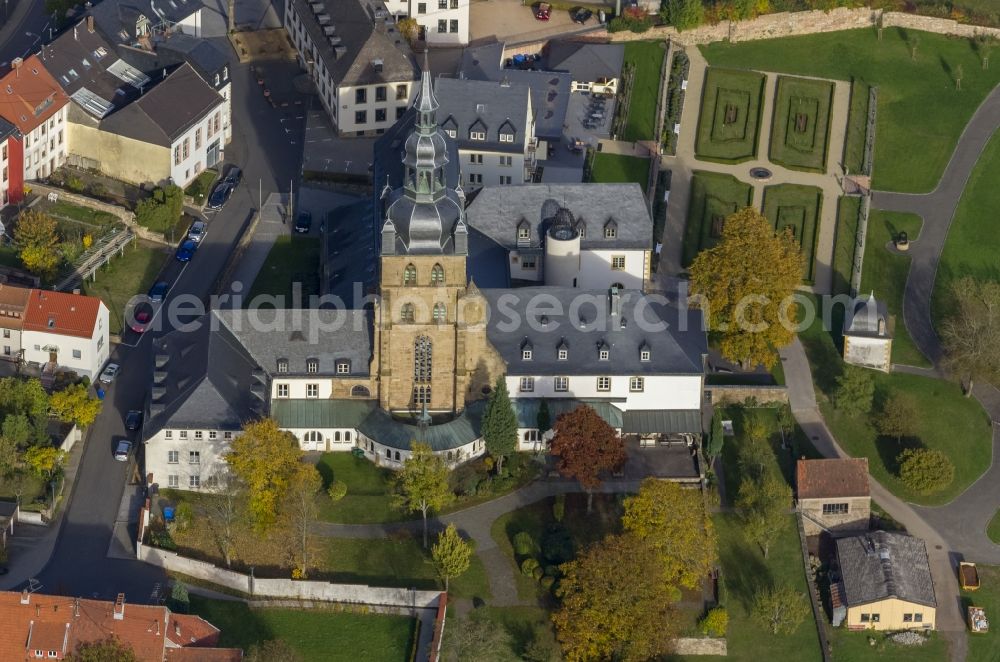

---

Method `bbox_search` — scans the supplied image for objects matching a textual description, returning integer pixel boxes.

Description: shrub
[327,480,347,502]
[88,182,108,199]
[532,565,544,581]
[173,502,194,532]
[700,607,729,637]
[543,565,560,578]
[541,525,574,564]
[552,493,565,522]
[521,557,540,577]
[169,581,189,614]
[540,575,556,593]
[898,448,955,494]
[65,175,85,193]
[513,531,538,557]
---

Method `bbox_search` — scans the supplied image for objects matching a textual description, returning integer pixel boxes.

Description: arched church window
[401,303,415,323]
[433,303,446,322]
[414,336,432,383]
[351,385,371,398]
[431,263,444,285]
[403,264,417,285]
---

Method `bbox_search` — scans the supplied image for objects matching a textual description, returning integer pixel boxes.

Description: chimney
[86,15,95,33]
[113,593,125,621]
[20,589,29,604]
[12,57,21,77]
[174,620,181,637]
[74,598,80,617]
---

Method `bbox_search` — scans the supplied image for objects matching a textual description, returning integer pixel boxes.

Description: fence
[850,194,871,297]
[795,511,833,662]
[862,87,878,177]
[53,227,135,293]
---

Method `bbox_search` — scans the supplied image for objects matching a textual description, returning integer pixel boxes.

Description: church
[142,67,708,491]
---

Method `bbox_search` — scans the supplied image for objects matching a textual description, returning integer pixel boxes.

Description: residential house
[796,457,871,536]
[88,0,227,42]
[832,531,936,630]
[0,55,70,182]
[0,116,21,206]
[434,76,536,188]
[545,41,625,95]
[383,0,470,45]
[0,284,30,362]
[0,589,242,661]
[21,288,110,380]
[284,0,419,136]
[843,292,893,372]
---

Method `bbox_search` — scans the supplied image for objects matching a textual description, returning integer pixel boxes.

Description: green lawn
[42,200,119,227]
[695,67,766,163]
[469,606,560,659]
[760,183,822,282]
[321,537,491,601]
[622,41,666,142]
[827,629,948,662]
[246,235,321,307]
[188,596,416,662]
[832,196,860,296]
[315,453,397,524]
[82,240,169,335]
[184,169,218,205]
[858,209,929,368]
[701,28,1000,192]
[988,511,1000,544]
[682,170,754,266]
[590,152,650,193]
[769,75,834,172]
[963,564,1000,662]
[932,129,1000,326]
[843,78,871,174]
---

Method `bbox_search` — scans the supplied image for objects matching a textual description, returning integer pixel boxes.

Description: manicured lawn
[843,78,871,174]
[82,240,169,335]
[321,537,491,601]
[769,75,834,172]
[590,151,650,193]
[701,28,1000,192]
[622,41,666,142]
[760,183,822,282]
[695,67,766,163]
[988,511,1000,544]
[858,209,929,368]
[184,169,218,205]
[682,170,754,266]
[246,235,321,307]
[832,196,860,295]
[932,130,1000,326]
[827,629,948,662]
[315,453,397,524]
[963,564,1000,662]
[188,596,416,662]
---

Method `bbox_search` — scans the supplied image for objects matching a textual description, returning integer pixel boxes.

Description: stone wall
[674,637,728,655]
[708,384,788,406]
[884,12,1000,40]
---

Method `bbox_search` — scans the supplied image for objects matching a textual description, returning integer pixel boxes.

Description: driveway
[470,0,605,46]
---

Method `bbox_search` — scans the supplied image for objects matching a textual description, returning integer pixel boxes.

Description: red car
[131,309,152,334]
[534,2,550,20]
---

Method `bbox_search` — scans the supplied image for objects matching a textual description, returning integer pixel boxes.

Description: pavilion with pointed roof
[842,292,893,372]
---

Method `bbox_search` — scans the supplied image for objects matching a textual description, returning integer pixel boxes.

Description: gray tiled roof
[545,42,624,83]
[90,0,200,46]
[466,183,653,251]
[835,531,936,608]
[435,77,531,154]
[480,287,707,376]
[844,292,891,339]
[289,0,417,88]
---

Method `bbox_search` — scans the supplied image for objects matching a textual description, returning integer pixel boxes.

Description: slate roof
[512,398,624,429]
[835,531,936,608]
[289,0,417,88]
[324,199,377,304]
[23,289,103,339]
[545,41,624,84]
[0,55,69,134]
[120,32,229,92]
[358,401,485,451]
[844,292,891,339]
[272,399,376,429]
[435,77,531,154]
[480,287,707,376]
[797,458,870,500]
[621,409,701,434]
[99,63,221,146]
[466,183,653,251]
[89,0,201,47]
[466,226,511,288]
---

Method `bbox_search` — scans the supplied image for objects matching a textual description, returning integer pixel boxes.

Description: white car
[113,439,132,462]
[99,363,120,384]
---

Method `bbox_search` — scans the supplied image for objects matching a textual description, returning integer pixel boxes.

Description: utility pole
[288,179,294,222]
[258,178,262,211]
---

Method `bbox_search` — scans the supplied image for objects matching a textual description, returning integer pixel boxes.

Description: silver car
[187,220,208,243]
[114,439,132,462]
[99,363,120,384]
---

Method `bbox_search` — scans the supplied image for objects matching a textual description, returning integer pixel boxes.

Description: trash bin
[96,387,106,400]
[163,506,175,522]
[351,447,365,458]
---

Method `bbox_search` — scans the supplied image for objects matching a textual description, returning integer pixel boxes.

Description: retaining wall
[708,384,788,406]
[674,637,728,655]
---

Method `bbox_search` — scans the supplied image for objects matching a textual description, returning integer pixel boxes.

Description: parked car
[99,363,120,384]
[187,220,208,243]
[571,8,593,23]
[130,308,153,334]
[125,410,143,431]
[294,211,312,234]
[206,182,233,210]
[113,439,132,462]
[176,240,198,262]
[148,281,169,303]
[534,2,550,20]
[223,165,243,188]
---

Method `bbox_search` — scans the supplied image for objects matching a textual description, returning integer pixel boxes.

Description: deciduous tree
[705,410,725,462]
[2,413,33,447]
[0,434,17,476]
[876,392,919,442]
[441,614,520,662]
[553,533,680,662]
[752,584,809,635]
[50,383,102,428]
[23,446,64,480]
[225,419,302,533]
[549,405,626,513]
[431,523,473,592]
[481,377,518,474]
[15,210,61,278]
[66,637,138,662]
[202,470,246,568]
[834,366,875,414]
[736,471,791,559]
[0,377,50,420]
[392,442,454,548]
[940,277,1000,395]
[283,463,322,577]
[661,0,705,31]
[898,448,954,494]
[622,479,717,589]
[978,33,994,69]
[689,208,804,369]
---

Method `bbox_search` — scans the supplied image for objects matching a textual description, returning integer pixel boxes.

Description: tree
[431,523,473,592]
[834,367,875,414]
[752,584,809,635]
[169,581,190,614]
[2,413,33,447]
[0,377,50,421]
[23,446,64,480]
[689,208,804,369]
[392,442,454,548]
[441,614,520,662]
[549,405,626,513]
[481,377,518,474]
[66,637,138,662]
[876,392,919,442]
[202,470,246,568]
[244,640,303,662]
[736,471,791,559]
[397,17,419,45]
[225,419,303,532]
[553,533,680,662]
[898,448,955,494]
[940,277,1000,395]
[705,410,724,462]
[622,479,717,589]
[49,383,102,428]
[956,63,964,91]
[876,12,884,41]
[909,34,920,60]
[14,210,60,278]
[327,480,347,502]
[662,0,704,32]
[978,34,994,69]
[284,463,322,577]
[536,398,551,433]
[0,434,16,476]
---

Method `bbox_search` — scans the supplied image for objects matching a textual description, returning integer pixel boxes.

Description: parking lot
[469,0,608,45]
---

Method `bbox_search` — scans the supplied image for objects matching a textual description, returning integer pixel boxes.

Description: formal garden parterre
[761,184,823,283]
[695,68,767,163]
[769,76,834,173]
[682,171,754,266]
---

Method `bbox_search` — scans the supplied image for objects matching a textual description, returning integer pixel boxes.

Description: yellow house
[832,531,936,630]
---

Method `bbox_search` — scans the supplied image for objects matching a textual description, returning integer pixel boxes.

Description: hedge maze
[769,75,834,173]
[761,184,823,282]
[695,68,766,163]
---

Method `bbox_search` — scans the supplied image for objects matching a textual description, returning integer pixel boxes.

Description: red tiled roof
[165,648,243,661]
[0,55,68,134]
[23,289,102,339]
[0,283,29,329]
[796,458,870,500]
[166,614,221,648]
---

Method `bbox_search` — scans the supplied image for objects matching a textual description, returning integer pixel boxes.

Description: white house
[21,288,109,380]
[0,56,70,183]
[383,0,470,46]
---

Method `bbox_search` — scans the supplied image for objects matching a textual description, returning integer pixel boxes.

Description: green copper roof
[271,399,376,429]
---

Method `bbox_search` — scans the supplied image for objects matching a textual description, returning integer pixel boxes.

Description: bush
[135,185,183,232]
[521,557,540,577]
[327,480,347,502]
[532,565,545,581]
[898,448,955,494]
[552,493,565,522]
[543,565,560,578]
[540,575,556,593]
[607,7,652,33]
[65,175,85,193]
[172,502,194,532]
[541,525,574,564]
[169,581,189,614]
[513,531,538,557]
[88,182,108,199]
[700,607,728,637]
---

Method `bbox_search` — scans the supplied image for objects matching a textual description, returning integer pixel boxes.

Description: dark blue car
[148,281,169,302]
[176,240,197,262]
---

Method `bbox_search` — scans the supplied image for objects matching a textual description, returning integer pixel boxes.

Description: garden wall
[708,384,788,406]
[674,637,728,655]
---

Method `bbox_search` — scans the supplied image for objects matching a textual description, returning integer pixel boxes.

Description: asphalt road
[0,1,56,67]
[2,42,308,602]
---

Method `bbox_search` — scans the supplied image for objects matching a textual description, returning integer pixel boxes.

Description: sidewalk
[224,192,289,295]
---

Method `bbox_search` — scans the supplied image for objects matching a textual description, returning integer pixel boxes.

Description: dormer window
[446,129,456,138]
[640,346,651,361]
[471,131,486,140]
[522,349,532,360]
[307,359,319,373]
[336,360,350,374]
[604,219,617,239]
[499,133,514,143]
[214,73,220,86]
[277,359,288,373]
[517,220,530,243]
[558,348,567,360]
[598,342,610,361]
[600,349,609,360]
